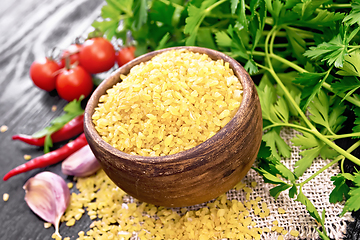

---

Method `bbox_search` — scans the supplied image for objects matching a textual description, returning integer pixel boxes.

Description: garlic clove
[61,144,101,177]
[23,171,70,238]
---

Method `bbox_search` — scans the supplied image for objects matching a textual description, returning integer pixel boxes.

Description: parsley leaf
[343,0,360,26]
[184,0,218,46]
[308,90,335,134]
[291,131,338,177]
[341,171,360,215]
[353,107,360,134]
[303,9,345,27]
[293,72,327,111]
[329,173,352,204]
[265,0,284,25]
[253,167,291,200]
[230,0,239,14]
[32,98,84,153]
[215,30,233,48]
[263,129,292,160]
[91,0,134,40]
[296,187,325,230]
[285,26,307,64]
[304,26,360,68]
[336,49,360,77]
[133,0,148,30]
[256,141,295,182]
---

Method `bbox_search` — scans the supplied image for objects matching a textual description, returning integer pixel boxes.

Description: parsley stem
[299,140,360,186]
[205,0,227,12]
[158,0,185,10]
[324,132,360,140]
[263,123,309,133]
[265,27,313,128]
[298,158,341,187]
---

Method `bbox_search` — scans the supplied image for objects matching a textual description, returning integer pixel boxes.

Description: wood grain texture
[0,1,103,239]
[84,46,263,207]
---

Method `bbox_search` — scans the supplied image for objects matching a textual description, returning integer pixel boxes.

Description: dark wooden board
[0,1,103,239]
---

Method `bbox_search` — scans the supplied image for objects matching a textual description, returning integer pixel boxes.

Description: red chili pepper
[12,114,84,146]
[3,133,88,181]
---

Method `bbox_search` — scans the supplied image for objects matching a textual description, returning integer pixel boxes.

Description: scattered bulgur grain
[44,222,52,229]
[67,182,73,189]
[278,207,286,214]
[24,154,32,160]
[0,125,8,132]
[234,182,246,190]
[51,105,57,112]
[62,170,276,240]
[3,193,9,202]
[51,233,61,240]
[290,229,300,237]
[66,218,76,227]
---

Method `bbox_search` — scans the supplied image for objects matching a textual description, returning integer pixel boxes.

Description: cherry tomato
[116,46,136,67]
[56,65,93,102]
[79,37,116,74]
[29,58,61,91]
[59,44,82,68]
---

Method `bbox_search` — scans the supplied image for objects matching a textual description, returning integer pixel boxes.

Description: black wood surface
[0,1,359,240]
[0,1,103,239]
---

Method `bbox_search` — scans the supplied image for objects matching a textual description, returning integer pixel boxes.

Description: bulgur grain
[278,207,286,214]
[290,229,300,237]
[3,193,9,202]
[67,182,73,189]
[92,49,243,156]
[0,125,8,133]
[44,222,52,228]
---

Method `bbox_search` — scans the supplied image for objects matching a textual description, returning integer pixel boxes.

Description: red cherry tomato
[78,37,116,74]
[29,58,61,91]
[56,65,93,102]
[116,46,136,67]
[59,44,82,68]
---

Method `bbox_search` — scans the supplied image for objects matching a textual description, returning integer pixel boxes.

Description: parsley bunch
[92,0,360,238]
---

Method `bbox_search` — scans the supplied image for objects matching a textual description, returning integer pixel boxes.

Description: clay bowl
[84,46,262,207]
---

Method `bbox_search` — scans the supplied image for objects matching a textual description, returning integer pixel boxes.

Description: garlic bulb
[23,171,70,238]
[62,144,101,177]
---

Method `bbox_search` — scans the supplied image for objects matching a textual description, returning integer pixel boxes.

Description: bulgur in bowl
[84,46,262,207]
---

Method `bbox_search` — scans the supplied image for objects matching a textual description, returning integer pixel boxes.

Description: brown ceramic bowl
[84,46,262,207]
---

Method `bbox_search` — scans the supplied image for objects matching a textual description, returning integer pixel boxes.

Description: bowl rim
[84,46,254,164]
